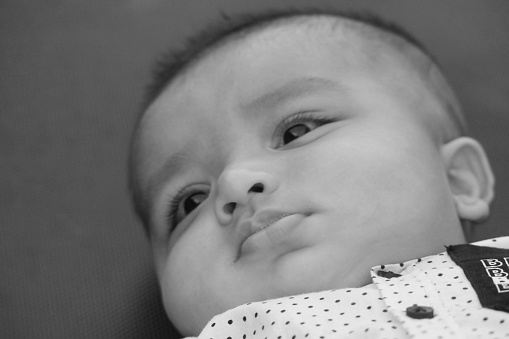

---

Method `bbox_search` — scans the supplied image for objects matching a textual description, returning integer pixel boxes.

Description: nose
[214,167,279,225]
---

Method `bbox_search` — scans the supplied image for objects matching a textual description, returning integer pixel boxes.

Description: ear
[441,137,495,223]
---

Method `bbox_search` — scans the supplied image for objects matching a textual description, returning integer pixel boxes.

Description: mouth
[236,211,309,258]
[257,213,293,231]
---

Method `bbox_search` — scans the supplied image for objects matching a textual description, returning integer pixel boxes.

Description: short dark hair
[143,8,430,111]
[130,8,433,232]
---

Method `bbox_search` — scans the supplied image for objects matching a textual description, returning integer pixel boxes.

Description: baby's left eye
[283,124,311,144]
[276,112,335,147]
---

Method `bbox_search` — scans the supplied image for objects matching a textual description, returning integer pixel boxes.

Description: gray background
[1,1,508,338]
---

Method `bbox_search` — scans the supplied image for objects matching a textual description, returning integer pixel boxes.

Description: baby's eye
[276,112,336,147]
[183,192,207,215]
[167,188,208,231]
[283,124,311,144]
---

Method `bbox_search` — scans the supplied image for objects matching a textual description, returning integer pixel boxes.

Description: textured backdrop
[1,1,508,338]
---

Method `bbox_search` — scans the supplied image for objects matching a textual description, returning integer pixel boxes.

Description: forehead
[142,20,418,124]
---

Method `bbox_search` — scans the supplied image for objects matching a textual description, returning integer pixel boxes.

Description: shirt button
[406,304,434,319]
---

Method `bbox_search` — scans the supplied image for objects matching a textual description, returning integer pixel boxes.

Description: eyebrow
[145,76,347,206]
[146,150,189,208]
[243,76,348,113]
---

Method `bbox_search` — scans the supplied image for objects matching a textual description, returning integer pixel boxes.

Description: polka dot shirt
[187,237,509,339]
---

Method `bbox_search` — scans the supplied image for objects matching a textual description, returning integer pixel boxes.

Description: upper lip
[245,210,294,234]
[240,210,294,238]
[235,209,297,255]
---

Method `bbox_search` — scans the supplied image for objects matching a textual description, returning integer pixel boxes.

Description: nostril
[223,202,236,215]
[249,183,264,193]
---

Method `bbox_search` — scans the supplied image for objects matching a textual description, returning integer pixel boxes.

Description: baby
[129,9,508,338]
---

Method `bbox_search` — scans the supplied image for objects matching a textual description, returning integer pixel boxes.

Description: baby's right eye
[167,188,208,230]
[183,192,207,214]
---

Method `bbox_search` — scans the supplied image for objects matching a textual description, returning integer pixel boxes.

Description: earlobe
[441,137,495,223]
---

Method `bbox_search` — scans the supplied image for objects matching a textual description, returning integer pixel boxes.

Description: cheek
[303,131,449,219]
[157,208,239,321]
[159,240,200,308]
[158,233,219,335]
[159,221,215,304]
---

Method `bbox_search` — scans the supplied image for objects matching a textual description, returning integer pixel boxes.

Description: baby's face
[135,27,466,335]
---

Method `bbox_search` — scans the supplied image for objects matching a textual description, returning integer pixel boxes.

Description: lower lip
[240,214,306,255]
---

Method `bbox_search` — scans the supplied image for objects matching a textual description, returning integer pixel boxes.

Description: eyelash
[166,187,185,231]
[165,112,335,232]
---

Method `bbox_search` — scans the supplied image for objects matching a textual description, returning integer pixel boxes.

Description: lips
[236,210,308,257]
[253,212,293,232]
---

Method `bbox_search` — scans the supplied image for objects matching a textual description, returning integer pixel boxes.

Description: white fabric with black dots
[188,237,509,339]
